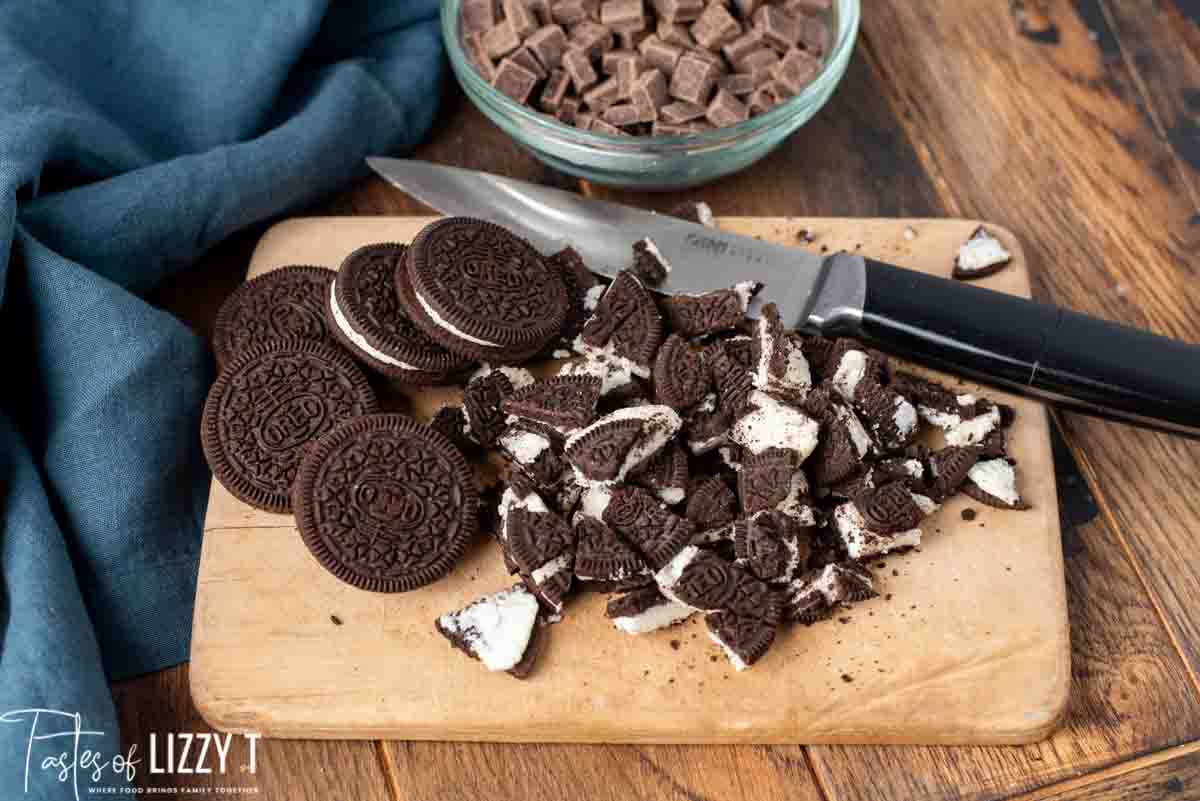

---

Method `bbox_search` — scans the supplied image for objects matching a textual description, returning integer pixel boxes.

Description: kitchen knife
[367,157,1200,438]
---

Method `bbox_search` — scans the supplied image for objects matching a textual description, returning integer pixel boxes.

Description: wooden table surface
[122,2,1200,799]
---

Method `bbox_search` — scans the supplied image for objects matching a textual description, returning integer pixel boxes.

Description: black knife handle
[843,258,1200,438]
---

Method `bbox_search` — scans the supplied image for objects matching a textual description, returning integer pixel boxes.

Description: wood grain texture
[852,0,1200,691]
[191,216,1067,745]
[1011,742,1200,801]
[385,742,825,801]
[808,505,1200,801]
[112,664,394,801]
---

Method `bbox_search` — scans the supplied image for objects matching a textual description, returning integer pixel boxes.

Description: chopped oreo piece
[953,226,1012,280]
[683,392,731,454]
[737,447,798,516]
[502,375,602,435]
[685,475,739,529]
[733,510,810,584]
[463,365,535,448]
[653,333,710,410]
[704,340,756,418]
[852,383,918,452]
[632,238,672,285]
[607,585,695,634]
[729,390,820,461]
[706,609,776,671]
[429,405,484,460]
[831,501,921,561]
[574,516,653,589]
[751,303,812,399]
[630,441,690,504]
[783,562,876,623]
[436,584,541,675]
[497,425,564,489]
[855,481,927,535]
[547,246,600,351]
[927,445,980,501]
[962,458,1029,509]
[660,282,758,337]
[655,545,782,623]
[498,485,577,613]
[564,404,682,483]
[669,200,715,226]
[603,485,696,568]
[577,269,665,377]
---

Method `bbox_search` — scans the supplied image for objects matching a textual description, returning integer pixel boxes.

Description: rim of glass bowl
[442,0,860,152]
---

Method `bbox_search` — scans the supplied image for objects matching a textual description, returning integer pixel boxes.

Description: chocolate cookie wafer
[213,265,336,369]
[202,338,379,513]
[293,413,478,592]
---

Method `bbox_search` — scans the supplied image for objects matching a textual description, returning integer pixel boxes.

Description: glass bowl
[442,0,859,189]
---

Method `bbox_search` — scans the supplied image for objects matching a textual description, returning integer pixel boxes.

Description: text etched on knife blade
[684,232,767,267]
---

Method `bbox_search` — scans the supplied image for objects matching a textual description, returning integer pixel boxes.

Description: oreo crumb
[961,508,977,521]
[330,614,343,626]
[670,639,681,651]
[841,673,854,683]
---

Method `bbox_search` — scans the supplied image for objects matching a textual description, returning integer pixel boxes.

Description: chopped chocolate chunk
[463,0,498,34]
[640,33,684,74]
[539,68,572,110]
[604,101,656,126]
[563,46,600,92]
[657,18,696,46]
[722,29,764,65]
[484,19,523,58]
[571,20,616,57]
[583,75,622,109]
[690,3,742,50]
[527,24,570,69]
[772,47,820,96]
[752,5,800,51]
[798,13,828,56]
[601,0,647,33]
[504,0,541,37]
[717,72,758,95]
[660,99,708,123]
[632,67,670,110]
[465,32,498,80]
[669,51,719,104]
[652,0,704,23]
[706,88,749,126]
[493,58,540,103]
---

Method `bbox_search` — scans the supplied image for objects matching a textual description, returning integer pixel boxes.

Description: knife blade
[366,157,1200,439]
[366,157,862,329]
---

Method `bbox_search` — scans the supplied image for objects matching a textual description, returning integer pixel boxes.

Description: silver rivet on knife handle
[804,253,867,334]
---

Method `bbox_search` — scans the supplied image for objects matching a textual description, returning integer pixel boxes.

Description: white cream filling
[531,553,572,584]
[469,363,536,389]
[831,350,868,401]
[437,586,539,671]
[612,599,695,634]
[837,404,873,459]
[329,283,421,370]
[919,406,962,430]
[695,201,715,227]
[832,503,922,560]
[499,428,552,465]
[583,284,606,312]
[571,335,652,379]
[910,492,940,516]
[498,486,551,541]
[968,458,1021,506]
[415,287,501,347]
[957,229,1012,274]
[945,404,1001,446]
[654,545,700,605]
[708,628,750,671]
[893,395,918,438]
[639,237,672,274]
[656,486,686,505]
[576,482,613,521]
[732,281,758,310]
[691,525,734,545]
[776,472,815,523]
[730,391,820,460]
[558,355,636,396]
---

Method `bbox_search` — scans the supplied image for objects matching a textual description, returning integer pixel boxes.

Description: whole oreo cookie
[292,413,478,592]
[326,243,472,383]
[213,265,336,369]
[400,217,569,363]
[202,339,379,513]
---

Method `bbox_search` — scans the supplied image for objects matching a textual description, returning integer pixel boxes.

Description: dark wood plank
[808,502,1200,801]
[1010,742,1200,800]
[112,664,395,801]
[385,742,825,801]
[583,48,944,218]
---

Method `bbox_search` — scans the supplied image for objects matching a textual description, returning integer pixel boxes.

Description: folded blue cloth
[0,2,443,795]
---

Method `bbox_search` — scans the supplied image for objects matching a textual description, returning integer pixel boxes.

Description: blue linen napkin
[0,2,443,795]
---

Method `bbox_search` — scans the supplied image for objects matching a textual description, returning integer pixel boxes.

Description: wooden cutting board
[190,216,1068,745]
